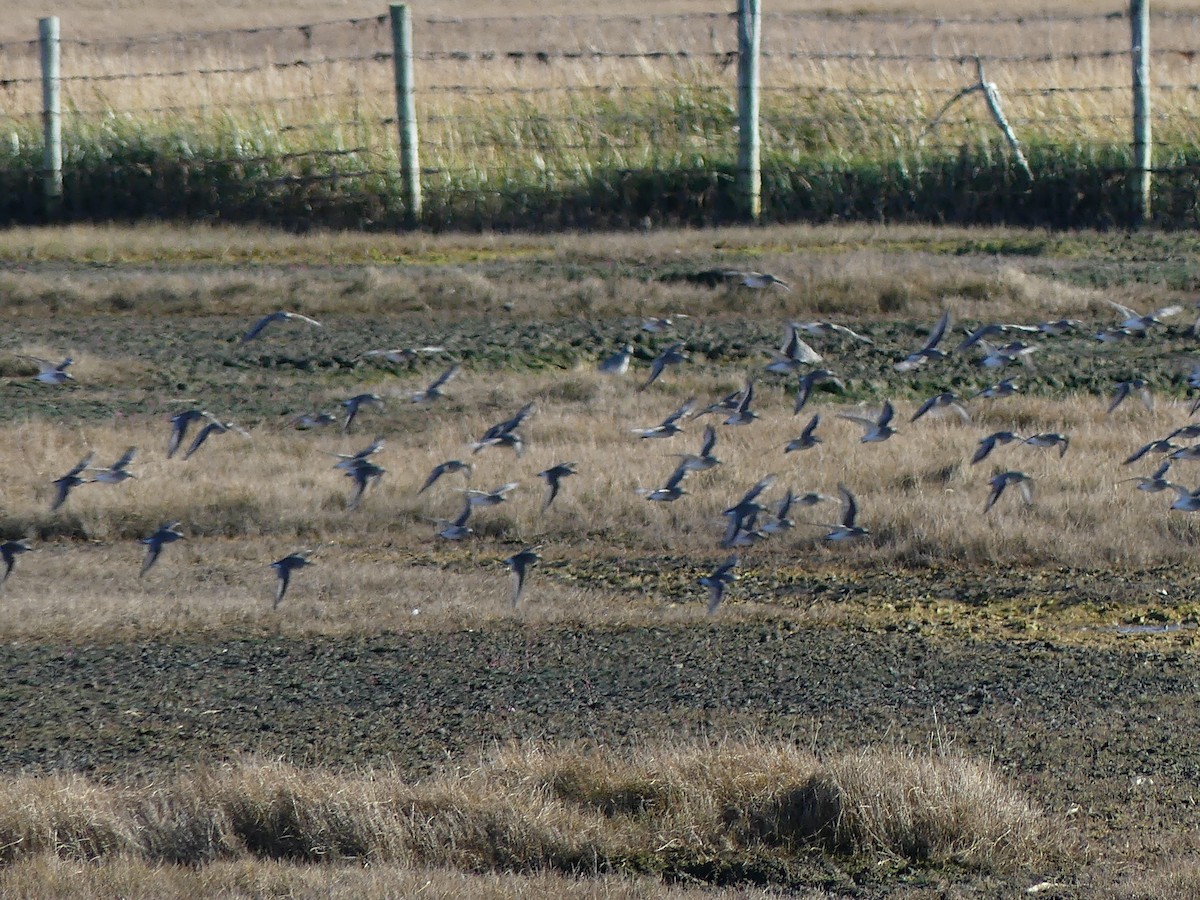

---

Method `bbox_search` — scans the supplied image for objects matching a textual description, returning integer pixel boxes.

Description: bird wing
[429,364,460,391]
[286,312,322,327]
[67,452,95,478]
[699,424,717,457]
[111,447,137,471]
[837,483,857,527]
[922,310,952,352]
[241,313,279,342]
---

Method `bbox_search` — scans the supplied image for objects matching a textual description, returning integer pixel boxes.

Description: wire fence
[2,5,1200,229]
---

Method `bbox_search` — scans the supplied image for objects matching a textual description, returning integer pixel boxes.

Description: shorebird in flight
[1168,483,1200,512]
[241,310,322,342]
[785,413,822,453]
[1108,379,1153,414]
[1124,438,1180,466]
[722,379,758,426]
[632,398,695,439]
[642,315,689,334]
[472,401,536,452]
[895,310,950,372]
[87,447,138,484]
[793,369,843,415]
[328,438,385,471]
[19,355,74,385]
[537,463,577,511]
[0,540,33,587]
[270,550,313,608]
[674,424,722,473]
[972,430,1023,465]
[729,270,791,291]
[435,503,474,540]
[1120,460,1175,493]
[638,462,690,502]
[167,409,213,459]
[598,345,633,375]
[417,459,471,495]
[823,483,870,541]
[700,555,739,615]
[970,378,1020,401]
[956,322,1040,352]
[51,452,93,512]
[359,346,445,365]
[463,482,519,507]
[291,411,338,430]
[409,364,460,403]
[1105,299,1182,333]
[504,547,541,607]
[721,475,777,547]
[795,321,872,344]
[839,400,898,443]
[341,393,384,433]
[184,420,250,460]
[344,459,386,511]
[640,342,687,391]
[766,324,823,373]
[139,522,185,577]
[1022,433,1070,458]
[975,340,1040,371]
[984,471,1034,513]
[911,391,970,424]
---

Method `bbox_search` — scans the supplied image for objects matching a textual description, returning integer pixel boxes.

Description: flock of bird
[5,285,1200,615]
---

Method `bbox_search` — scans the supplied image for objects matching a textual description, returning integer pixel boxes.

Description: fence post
[1131,0,1151,227]
[390,3,422,223]
[736,0,761,222]
[39,16,63,221]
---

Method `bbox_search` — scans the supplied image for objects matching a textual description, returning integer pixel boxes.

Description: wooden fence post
[390,3,422,223]
[39,16,63,220]
[736,0,761,222]
[1131,0,1152,227]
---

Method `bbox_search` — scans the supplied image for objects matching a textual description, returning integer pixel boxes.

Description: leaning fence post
[1131,0,1152,227]
[39,16,63,220]
[390,3,422,223]
[736,0,761,222]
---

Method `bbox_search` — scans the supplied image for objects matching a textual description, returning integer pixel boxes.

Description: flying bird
[632,398,696,439]
[895,311,951,372]
[838,400,898,443]
[417,459,472,494]
[435,503,474,540]
[793,369,844,415]
[638,462,690,502]
[167,409,213,458]
[641,315,689,333]
[1022,433,1070,458]
[824,483,870,541]
[730,270,791,291]
[972,430,1023,465]
[241,310,322,342]
[270,551,313,608]
[537,463,578,511]
[409,364,460,403]
[184,420,250,460]
[970,378,1020,401]
[472,401,537,451]
[463,481,519,507]
[504,547,542,607]
[785,413,822,452]
[0,540,33,587]
[51,452,94,512]
[87,447,138,484]
[984,471,1034,513]
[1120,460,1175,493]
[699,555,739,614]
[598,345,633,375]
[639,342,687,391]
[291,411,338,430]
[359,346,445,365]
[911,392,970,424]
[139,522,185,577]
[344,459,385,510]
[19,355,74,385]
[674,424,722,473]
[1108,379,1153,414]
[1105,299,1183,333]
[795,321,872,344]
[340,393,384,433]
[1124,438,1180,466]
[766,324,823,373]
[722,379,758,426]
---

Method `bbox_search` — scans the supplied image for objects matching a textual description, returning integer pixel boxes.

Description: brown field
[0,222,1199,896]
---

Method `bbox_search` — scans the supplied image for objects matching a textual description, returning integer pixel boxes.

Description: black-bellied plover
[271,550,313,608]
[984,471,1034,513]
[241,310,322,342]
[504,547,541,607]
[140,522,185,577]
[895,310,950,372]
[537,463,577,511]
[51,452,93,511]
[839,400,897,443]
[700,555,739,614]
[0,540,33,587]
[418,459,471,495]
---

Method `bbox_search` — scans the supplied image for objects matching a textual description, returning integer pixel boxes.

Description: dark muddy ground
[1,619,1197,892]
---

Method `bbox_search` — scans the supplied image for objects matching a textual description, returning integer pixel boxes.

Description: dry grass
[0,738,1062,882]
